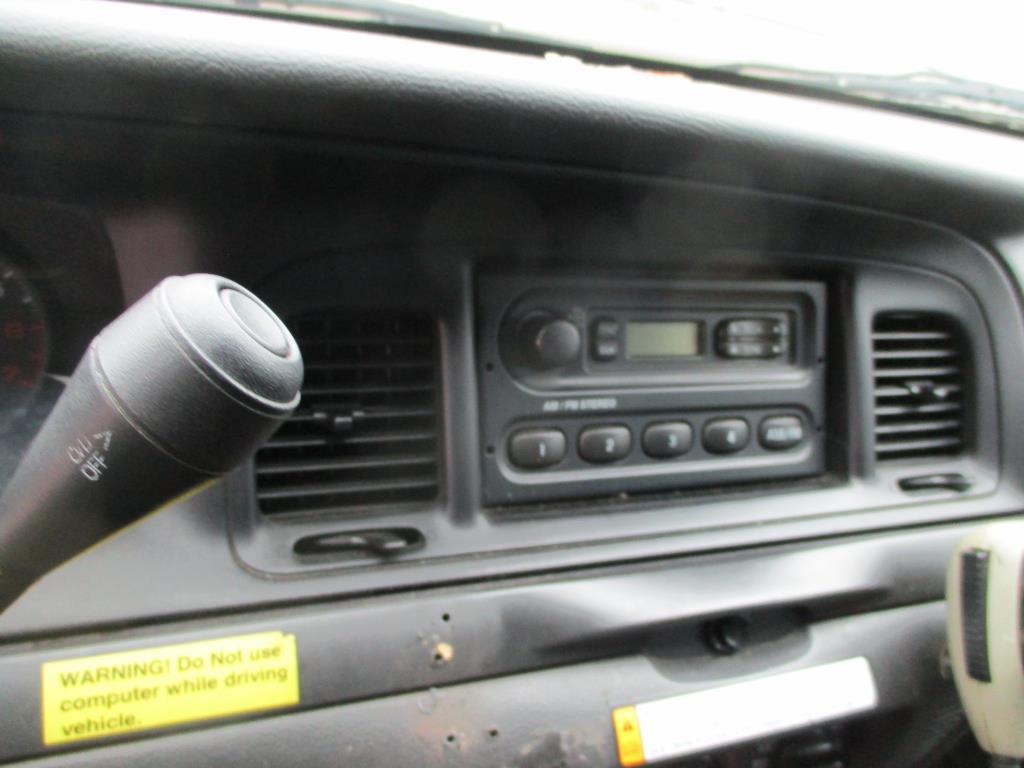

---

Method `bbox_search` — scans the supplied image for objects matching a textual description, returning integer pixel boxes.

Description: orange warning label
[612,705,645,767]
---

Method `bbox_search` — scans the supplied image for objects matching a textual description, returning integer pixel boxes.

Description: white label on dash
[626,657,878,764]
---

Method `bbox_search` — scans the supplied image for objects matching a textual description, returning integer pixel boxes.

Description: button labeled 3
[642,422,693,458]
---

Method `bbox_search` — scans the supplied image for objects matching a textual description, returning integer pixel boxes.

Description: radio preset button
[642,422,693,458]
[759,415,805,450]
[578,425,632,463]
[508,428,567,469]
[702,418,750,454]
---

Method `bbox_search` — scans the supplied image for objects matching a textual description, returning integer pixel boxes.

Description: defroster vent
[255,312,441,516]
[873,313,966,461]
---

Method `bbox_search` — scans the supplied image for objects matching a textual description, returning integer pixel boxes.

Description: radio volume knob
[518,314,581,369]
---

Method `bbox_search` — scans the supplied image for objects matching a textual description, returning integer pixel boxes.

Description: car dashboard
[1,2,1024,766]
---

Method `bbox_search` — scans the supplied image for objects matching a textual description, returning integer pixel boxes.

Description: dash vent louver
[255,312,440,516]
[873,313,966,461]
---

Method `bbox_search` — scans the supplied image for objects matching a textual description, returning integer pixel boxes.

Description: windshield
[140,0,1024,133]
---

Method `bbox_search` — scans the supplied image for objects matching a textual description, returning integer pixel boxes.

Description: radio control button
[593,318,620,339]
[759,415,805,450]
[702,418,750,454]
[508,428,566,469]
[578,425,632,463]
[592,338,620,361]
[720,341,772,358]
[642,422,693,458]
[719,319,782,338]
[591,318,621,361]
[716,317,788,359]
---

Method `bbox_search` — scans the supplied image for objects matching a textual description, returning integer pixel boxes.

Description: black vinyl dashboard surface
[1,2,1024,766]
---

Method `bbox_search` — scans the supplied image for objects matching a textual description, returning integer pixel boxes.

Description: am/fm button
[759,415,805,450]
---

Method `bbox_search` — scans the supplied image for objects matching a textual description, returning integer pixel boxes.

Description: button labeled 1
[578,425,632,463]
[508,428,566,469]
[702,418,750,454]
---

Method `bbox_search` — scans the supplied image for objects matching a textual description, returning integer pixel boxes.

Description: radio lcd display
[626,321,700,358]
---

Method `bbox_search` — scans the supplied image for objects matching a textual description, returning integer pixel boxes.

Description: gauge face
[0,256,47,415]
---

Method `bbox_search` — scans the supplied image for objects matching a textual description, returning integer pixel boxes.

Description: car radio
[476,274,827,505]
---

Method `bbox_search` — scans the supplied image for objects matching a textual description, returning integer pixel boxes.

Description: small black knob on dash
[517,313,581,369]
[704,616,750,656]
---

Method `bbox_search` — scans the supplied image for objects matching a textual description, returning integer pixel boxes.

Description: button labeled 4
[702,418,751,454]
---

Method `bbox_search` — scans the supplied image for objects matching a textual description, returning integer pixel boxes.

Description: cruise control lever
[0,274,303,614]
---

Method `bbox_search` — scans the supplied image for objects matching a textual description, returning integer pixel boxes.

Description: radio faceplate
[477,275,827,506]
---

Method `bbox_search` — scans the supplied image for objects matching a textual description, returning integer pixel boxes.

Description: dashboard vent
[255,312,440,516]
[873,313,965,461]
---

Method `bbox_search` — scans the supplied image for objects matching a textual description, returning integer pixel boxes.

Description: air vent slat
[302,384,435,396]
[872,313,966,462]
[875,383,962,399]
[304,360,434,372]
[875,436,964,455]
[871,331,952,342]
[344,430,437,445]
[256,454,437,476]
[873,365,960,378]
[875,419,962,435]
[874,402,962,417]
[258,476,438,502]
[872,348,958,360]
[255,311,441,517]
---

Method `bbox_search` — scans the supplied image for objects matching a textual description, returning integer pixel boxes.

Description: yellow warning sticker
[41,631,300,746]
[612,705,645,767]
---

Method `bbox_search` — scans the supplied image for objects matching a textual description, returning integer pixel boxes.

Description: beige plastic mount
[946,521,1024,759]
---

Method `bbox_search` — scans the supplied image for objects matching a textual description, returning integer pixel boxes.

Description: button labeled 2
[508,428,566,469]
[578,425,632,463]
